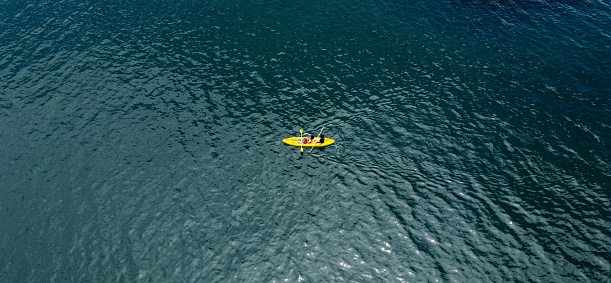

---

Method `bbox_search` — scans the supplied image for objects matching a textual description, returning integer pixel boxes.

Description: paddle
[300,129,303,154]
[310,126,324,152]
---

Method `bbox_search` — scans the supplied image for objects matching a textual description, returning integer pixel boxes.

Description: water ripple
[1,0,609,281]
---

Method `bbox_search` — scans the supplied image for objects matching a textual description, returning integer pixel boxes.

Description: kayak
[283,137,335,147]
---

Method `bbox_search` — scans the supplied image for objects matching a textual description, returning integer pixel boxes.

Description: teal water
[1,0,610,281]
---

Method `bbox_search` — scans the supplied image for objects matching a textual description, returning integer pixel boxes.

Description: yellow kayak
[283,137,335,147]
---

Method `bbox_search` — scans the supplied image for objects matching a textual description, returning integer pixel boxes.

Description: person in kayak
[318,134,325,144]
[303,135,315,143]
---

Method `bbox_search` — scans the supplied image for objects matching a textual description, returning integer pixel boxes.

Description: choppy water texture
[1,0,610,281]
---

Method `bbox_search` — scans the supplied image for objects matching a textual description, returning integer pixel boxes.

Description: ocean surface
[1,0,610,281]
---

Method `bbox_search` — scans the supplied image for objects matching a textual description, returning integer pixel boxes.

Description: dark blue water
[1,0,610,281]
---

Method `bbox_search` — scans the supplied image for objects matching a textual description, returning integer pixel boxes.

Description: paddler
[303,135,315,143]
